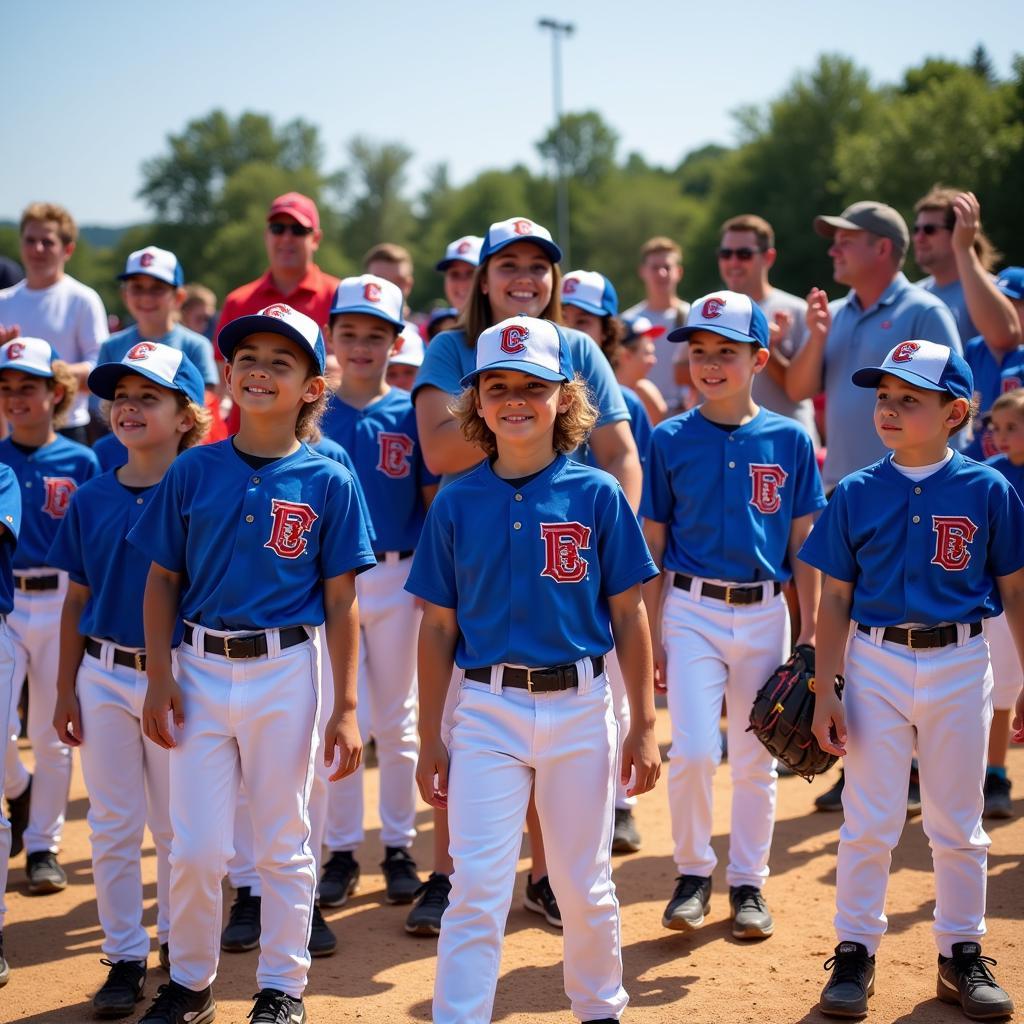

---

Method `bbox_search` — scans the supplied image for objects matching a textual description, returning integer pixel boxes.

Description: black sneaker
[381,847,421,905]
[815,769,845,812]
[729,885,774,939]
[138,981,215,1024]
[937,941,1014,1020]
[248,987,306,1024]
[611,807,642,854]
[318,850,360,908]
[983,772,1013,820]
[220,885,261,952]
[524,873,562,928]
[92,958,147,1018]
[308,904,337,958]
[662,874,711,931]
[820,941,875,1018]
[6,775,31,858]
[158,943,170,972]
[907,764,922,819]
[405,872,451,936]
[0,930,9,988]
[26,850,67,894]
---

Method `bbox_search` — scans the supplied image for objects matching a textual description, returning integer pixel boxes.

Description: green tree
[537,111,619,186]
[341,137,417,263]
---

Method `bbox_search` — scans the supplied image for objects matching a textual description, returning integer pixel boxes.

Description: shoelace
[99,959,144,989]
[146,983,199,1022]
[248,988,300,1023]
[671,874,707,903]
[951,953,1001,994]
[731,885,767,914]
[415,874,451,908]
[228,892,261,929]
[823,950,870,985]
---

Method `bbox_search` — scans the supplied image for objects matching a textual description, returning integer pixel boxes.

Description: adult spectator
[914,187,1019,348]
[712,214,819,443]
[787,200,960,493]
[0,255,23,290]
[621,236,690,411]
[0,202,108,442]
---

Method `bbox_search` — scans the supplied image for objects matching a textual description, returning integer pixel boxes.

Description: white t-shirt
[0,275,108,428]
[621,298,690,409]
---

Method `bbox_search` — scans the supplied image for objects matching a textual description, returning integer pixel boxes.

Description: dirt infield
[3,705,1022,1023]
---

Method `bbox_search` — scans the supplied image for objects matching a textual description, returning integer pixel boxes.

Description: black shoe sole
[732,920,774,940]
[27,877,67,896]
[404,917,443,937]
[318,875,359,909]
[937,975,1015,1020]
[820,977,874,1018]
[661,907,708,932]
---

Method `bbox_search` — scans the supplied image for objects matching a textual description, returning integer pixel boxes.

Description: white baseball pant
[434,663,627,1024]
[0,621,16,929]
[78,645,171,960]
[167,625,320,998]
[663,579,789,887]
[837,628,992,956]
[5,572,71,854]
[984,613,1022,711]
[327,555,419,852]
[604,647,635,811]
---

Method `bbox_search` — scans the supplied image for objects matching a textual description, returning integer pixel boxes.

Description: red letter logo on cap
[140,251,155,268]
[500,324,529,354]
[42,477,76,520]
[749,463,789,515]
[456,240,471,254]
[540,522,591,584]
[263,304,290,319]
[127,342,157,361]
[265,499,318,560]
[6,343,24,360]
[563,278,578,295]
[377,432,414,479]
[930,515,977,571]
[891,341,920,363]
[364,282,381,303]
[702,297,726,319]
[512,219,533,236]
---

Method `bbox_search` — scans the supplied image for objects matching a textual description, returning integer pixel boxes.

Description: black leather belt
[373,550,413,562]
[464,655,605,693]
[86,637,146,672]
[15,574,60,592]
[673,573,781,605]
[857,621,982,650]
[182,624,309,659]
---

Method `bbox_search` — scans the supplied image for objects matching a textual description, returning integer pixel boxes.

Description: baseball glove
[747,644,843,783]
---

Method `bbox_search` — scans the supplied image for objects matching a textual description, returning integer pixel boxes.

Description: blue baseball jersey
[582,385,652,471]
[641,408,826,582]
[98,324,219,387]
[985,454,1024,500]
[320,388,438,552]
[799,451,1024,625]
[406,454,656,669]
[0,436,99,568]
[127,440,376,630]
[47,471,183,649]
[963,338,1024,459]
[0,464,22,615]
[310,436,378,549]
[93,432,128,471]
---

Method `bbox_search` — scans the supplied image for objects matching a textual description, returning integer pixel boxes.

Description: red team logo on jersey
[539,522,591,583]
[364,281,382,302]
[1003,375,1021,393]
[377,432,413,478]
[6,343,25,360]
[41,477,76,520]
[930,515,978,571]
[500,324,529,354]
[701,296,726,319]
[749,464,788,514]
[264,500,319,559]
[126,342,157,361]
[891,341,920,363]
[512,219,533,236]
[263,304,291,319]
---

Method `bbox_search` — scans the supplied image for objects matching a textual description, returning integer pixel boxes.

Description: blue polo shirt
[917,276,979,342]
[822,273,961,489]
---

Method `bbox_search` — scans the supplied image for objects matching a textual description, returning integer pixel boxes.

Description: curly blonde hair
[49,360,78,427]
[451,374,597,458]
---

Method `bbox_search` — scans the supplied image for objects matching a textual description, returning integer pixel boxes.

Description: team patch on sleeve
[265,499,319,560]
[539,521,591,583]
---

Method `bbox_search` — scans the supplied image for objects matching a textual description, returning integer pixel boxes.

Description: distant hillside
[0,220,133,249]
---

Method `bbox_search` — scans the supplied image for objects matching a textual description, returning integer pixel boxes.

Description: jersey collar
[880,448,962,487]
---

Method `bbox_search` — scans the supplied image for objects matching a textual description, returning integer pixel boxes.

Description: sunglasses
[717,247,763,261]
[912,224,951,236]
[268,222,314,237]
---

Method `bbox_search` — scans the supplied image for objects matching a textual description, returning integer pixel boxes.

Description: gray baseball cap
[814,201,909,250]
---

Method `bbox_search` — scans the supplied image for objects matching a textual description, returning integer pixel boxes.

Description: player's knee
[669,735,721,771]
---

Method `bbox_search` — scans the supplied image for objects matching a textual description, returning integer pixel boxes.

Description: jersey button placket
[509,495,530,645]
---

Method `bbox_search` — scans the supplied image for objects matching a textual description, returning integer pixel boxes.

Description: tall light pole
[538,17,574,265]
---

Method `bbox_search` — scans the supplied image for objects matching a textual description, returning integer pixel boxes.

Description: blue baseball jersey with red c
[641,408,825,582]
[0,464,22,615]
[0,435,99,568]
[127,440,376,630]
[798,451,1024,625]
[405,454,656,669]
[320,388,437,552]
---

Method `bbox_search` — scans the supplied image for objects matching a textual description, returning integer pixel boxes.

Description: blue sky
[4,0,1020,225]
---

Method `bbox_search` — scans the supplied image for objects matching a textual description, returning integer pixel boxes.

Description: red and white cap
[218,303,327,373]
[329,275,405,330]
[436,235,484,271]
[479,217,562,264]
[461,316,573,387]
[118,246,184,287]
[0,337,55,378]
[389,325,425,368]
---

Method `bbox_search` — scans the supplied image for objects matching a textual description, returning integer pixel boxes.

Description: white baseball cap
[668,291,770,348]
[329,275,404,330]
[852,339,973,400]
[218,303,327,374]
[0,337,55,378]
[436,235,484,271]
[89,342,206,405]
[460,316,573,387]
[118,246,184,287]
[561,270,619,317]
[389,325,425,368]
[479,217,562,264]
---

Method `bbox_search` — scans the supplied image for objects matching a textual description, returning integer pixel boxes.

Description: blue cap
[479,216,562,265]
[428,307,458,330]
[852,339,974,401]
[668,291,770,348]
[89,342,206,405]
[561,270,618,317]
[996,267,1024,302]
[460,316,573,388]
[218,303,327,374]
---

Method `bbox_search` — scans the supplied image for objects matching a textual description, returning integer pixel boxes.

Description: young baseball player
[615,317,670,426]
[316,275,437,910]
[0,337,99,894]
[0,463,21,988]
[803,339,1022,1020]
[410,314,660,1023]
[129,304,375,1024]
[48,343,209,1017]
[386,323,426,392]
[435,235,483,312]
[641,292,824,939]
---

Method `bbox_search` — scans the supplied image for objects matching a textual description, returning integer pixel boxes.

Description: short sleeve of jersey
[404,496,457,608]
[639,426,674,524]
[792,429,828,518]
[595,484,658,595]
[0,464,21,544]
[797,487,857,582]
[411,330,467,400]
[316,472,377,580]
[46,494,87,585]
[126,461,187,573]
[988,478,1024,578]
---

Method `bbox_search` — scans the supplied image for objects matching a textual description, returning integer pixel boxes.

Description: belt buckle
[134,652,146,672]
[906,628,923,650]
[222,636,233,658]
[724,585,736,605]
[525,667,535,693]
